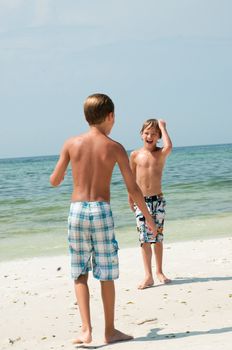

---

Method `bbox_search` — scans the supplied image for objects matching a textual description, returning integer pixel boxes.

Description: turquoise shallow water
[0,143,231,261]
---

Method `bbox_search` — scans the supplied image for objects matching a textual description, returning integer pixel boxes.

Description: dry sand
[1,237,232,350]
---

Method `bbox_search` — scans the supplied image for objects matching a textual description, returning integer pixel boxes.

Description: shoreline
[1,225,232,263]
[1,237,232,349]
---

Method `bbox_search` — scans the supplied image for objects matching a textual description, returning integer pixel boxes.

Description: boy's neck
[143,144,158,152]
[89,125,109,136]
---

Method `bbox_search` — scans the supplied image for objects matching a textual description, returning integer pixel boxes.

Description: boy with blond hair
[50,94,157,344]
[129,119,172,289]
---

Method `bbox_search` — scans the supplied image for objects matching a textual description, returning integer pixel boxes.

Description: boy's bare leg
[153,242,171,284]
[73,274,92,344]
[138,242,154,289]
[101,280,133,343]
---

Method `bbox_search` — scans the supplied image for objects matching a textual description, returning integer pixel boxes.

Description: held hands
[146,216,158,237]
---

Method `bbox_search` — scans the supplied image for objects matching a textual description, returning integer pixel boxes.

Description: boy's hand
[128,196,135,212]
[146,216,158,236]
[158,119,166,129]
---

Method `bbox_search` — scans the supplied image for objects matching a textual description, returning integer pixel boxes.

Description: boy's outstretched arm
[116,145,157,235]
[50,141,70,187]
[158,120,172,156]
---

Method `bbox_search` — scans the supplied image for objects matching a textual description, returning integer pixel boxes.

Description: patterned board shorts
[134,194,166,245]
[68,201,119,281]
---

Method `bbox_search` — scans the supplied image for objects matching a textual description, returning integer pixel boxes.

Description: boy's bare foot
[157,272,171,284]
[72,329,92,344]
[138,277,154,290]
[104,329,133,344]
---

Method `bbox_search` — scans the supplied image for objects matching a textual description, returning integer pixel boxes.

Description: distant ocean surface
[0,143,232,261]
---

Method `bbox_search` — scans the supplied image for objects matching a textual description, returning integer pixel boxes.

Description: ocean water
[0,143,231,261]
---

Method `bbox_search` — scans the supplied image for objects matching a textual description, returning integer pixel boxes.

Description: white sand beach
[1,237,232,350]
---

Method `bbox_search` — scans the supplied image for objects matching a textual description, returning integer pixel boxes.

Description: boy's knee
[100,280,115,288]
[141,242,151,249]
[74,273,88,284]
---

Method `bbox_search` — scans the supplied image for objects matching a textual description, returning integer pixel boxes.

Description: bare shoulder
[59,135,87,160]
[108,137,125,152]
[107,138,129,162]
[69,133,85,143]
[130,148,142,160]
[64,134,86,148]
[58,137,73,153]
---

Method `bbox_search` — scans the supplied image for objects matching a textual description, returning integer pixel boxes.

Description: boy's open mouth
[146,140,153,144]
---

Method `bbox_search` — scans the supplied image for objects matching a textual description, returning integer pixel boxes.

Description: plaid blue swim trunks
[68,201,119,281]
[134,194,166,245]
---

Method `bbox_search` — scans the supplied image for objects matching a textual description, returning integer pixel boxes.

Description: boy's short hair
[84,93,114,125]
[140,119,162,138]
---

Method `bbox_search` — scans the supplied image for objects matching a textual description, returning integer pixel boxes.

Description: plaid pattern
[134,195,166,244]
[68,201,119,281]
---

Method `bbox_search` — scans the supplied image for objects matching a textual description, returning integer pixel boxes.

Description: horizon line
[0,142,231,161]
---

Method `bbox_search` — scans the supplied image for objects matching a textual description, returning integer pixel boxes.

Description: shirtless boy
[50,94,157,344]
[129,119,172,289]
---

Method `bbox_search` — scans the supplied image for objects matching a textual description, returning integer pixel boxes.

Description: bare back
[50,125,158,233]
[68,130,118,202]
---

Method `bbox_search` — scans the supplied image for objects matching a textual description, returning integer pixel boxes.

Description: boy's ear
[107,112,114,120]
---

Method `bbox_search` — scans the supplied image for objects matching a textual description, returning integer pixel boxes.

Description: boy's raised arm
[158,120,172,156]
[50,141,70,187]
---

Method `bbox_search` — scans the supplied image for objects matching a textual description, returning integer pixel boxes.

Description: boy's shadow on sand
[74,327,232,349]
[168,276,232,285]
[134,326,232,342]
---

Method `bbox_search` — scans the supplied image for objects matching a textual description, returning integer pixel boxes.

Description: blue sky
[0,0,231,158]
